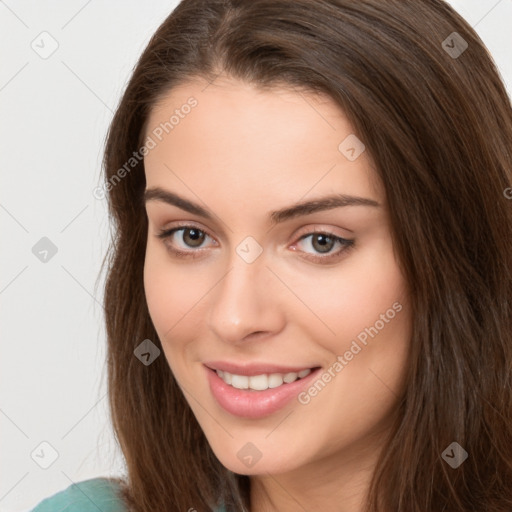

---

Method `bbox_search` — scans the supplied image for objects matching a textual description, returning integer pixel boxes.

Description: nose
[207,252,286,344]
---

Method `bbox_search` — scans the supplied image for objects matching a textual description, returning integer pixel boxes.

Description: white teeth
[215,368,314,391]
[283,372,298,383]
[268,373,284,388]
[248,374,268,391]
[230,374,249,389]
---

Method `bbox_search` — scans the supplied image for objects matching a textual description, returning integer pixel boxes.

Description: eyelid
[293,224,352,240]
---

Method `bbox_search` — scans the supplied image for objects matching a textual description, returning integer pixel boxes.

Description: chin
[212,444,301,476]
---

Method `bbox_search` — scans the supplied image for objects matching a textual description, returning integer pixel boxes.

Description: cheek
[281,241,407,349]
[143,251,210,385]
[143,245,206,345]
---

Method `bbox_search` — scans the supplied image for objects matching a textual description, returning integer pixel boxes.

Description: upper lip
[203,361,320,376]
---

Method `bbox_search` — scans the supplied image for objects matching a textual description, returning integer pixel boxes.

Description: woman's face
[143,76,411,478]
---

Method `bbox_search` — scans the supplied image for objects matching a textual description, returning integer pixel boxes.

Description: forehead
[143,77,383,212]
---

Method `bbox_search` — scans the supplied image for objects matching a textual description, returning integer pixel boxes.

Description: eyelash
[155,224,355,263]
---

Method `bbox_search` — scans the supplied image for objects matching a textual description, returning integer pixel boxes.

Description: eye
[156,224,354,263]
[293,230,354,262]
[156,225,216,258]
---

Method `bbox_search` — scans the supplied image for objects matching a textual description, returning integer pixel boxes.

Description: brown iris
[310,233,335,253]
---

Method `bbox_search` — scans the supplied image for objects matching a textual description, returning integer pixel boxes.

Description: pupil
[313,234,333,253]
[184,228,205,247]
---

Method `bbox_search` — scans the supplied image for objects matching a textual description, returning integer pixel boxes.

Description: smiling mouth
[205,364,323,418]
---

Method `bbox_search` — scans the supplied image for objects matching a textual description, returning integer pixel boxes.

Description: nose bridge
[207,246,282,342]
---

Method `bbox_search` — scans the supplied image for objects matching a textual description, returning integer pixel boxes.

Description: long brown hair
[100,1,512,510]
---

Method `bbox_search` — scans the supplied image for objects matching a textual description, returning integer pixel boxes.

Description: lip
[203,361,318,376]
[204,364,322,419]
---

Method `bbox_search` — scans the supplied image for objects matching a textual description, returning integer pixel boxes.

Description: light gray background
[1,1,511,511]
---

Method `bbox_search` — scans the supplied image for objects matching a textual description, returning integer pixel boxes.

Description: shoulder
[30,477,127,512]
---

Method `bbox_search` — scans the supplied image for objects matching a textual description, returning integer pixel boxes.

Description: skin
[143,75,412,512]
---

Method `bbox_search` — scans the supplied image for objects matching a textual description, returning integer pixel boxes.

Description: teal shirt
[30,477,227,512]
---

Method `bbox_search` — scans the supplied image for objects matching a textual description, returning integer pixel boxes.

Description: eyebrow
[144,187,380,225]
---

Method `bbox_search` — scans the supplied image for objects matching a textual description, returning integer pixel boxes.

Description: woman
[32,0,512,511]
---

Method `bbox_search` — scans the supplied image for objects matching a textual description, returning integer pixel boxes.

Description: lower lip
[205,365,321,419]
